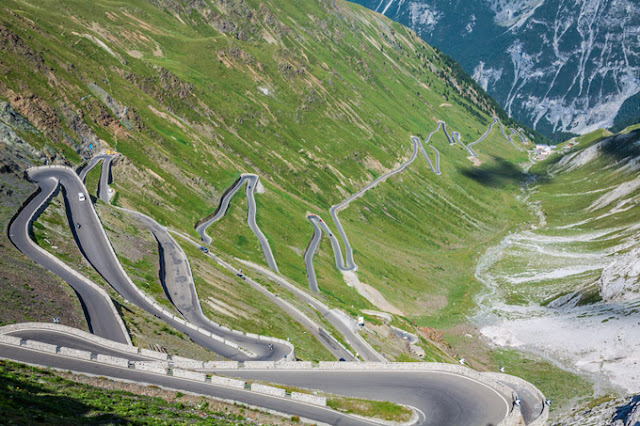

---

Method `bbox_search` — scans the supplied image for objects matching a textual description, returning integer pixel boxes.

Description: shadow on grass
[0,361,129,424]
[601,129,640,161]
[461,157,549,188]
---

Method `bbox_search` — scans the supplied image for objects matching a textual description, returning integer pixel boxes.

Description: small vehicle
[76,223,81,229]
[339,358,346,362]
[78,192,86,201]
[199,246,209,254]
[269,343,274,351]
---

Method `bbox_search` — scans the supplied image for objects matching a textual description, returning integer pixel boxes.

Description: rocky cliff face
[352,0,640,139]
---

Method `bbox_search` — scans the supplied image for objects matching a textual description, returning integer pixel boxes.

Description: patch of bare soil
[341,271,404,315]
[361,322,422,361]
[468,156,482,166]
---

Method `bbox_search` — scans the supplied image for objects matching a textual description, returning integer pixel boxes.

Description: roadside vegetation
[243,379,413,423]
[0,359,288,425]
[327,396,413,423]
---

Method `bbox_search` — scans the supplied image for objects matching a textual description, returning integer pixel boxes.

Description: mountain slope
[0,0,595,410]
[0,0,536,325]
[352,0,640,139]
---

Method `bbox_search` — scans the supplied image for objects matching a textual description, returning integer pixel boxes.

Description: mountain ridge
[353,0,640,140]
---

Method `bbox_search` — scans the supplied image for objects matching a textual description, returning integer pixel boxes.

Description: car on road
[199,246,209,253]
[78,192,86,201]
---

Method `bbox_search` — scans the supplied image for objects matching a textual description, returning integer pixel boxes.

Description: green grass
[0,360,259,424]
[327,396,413,422]
[178,237,334,361]
[490,349,593,411]
[0,0,538,333]
[0,0,612,409]
[83,163,101,199]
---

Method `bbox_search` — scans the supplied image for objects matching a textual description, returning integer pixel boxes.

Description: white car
[78,192,86,201]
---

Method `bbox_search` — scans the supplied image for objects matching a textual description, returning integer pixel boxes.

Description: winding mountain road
[14,165,289,361]
[0,334,529,426]
[7,171,130,345]
[126,210,290,360]
[196,174,279,272]
[1,119,547,425]
[78,153,115,203]
[498,119,525,151]
[238,259,384,362]
[304,119,501,292]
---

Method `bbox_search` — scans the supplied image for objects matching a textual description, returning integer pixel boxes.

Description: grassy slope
[0,359,285,425]
[0,0,535,333]
[0,0,613,416]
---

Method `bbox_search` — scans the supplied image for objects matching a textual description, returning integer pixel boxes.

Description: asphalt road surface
[304,123,451,290]
[0,340,518,426]
[497,120,525,152]
[223,369,510,426]
[196,174,279,272]
[0,343,374,425]
[7,173,130,344]
[466,117,499,156]
[175,232,356,361]
[2,124,544,425]
[241,260,385,362]
[78,153,116,202]
[22,166,286,361]
[5,329,149,361]
[129,210,291,360]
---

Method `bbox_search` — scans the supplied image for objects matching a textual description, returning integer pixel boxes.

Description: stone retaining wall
[133,361,169,374]
[204,361,239,369]
[96,354,130,367]
[0,323,135,354]
[140,348,169,360]
[209,375,246,389]
[0,335,22,346]
[1,330,545,425]
[291,392,327,406]
[244,361,276,369]
[276,361,312,369]
[58,347,92,360]
[173,368,207,382]
[24,340,58,353]
[251,383,286,398]
[171,355,204,369]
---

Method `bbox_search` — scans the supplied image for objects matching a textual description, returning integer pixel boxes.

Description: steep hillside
[353,0,640,139]
[0,0,535,331]
[0,0,596,411]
